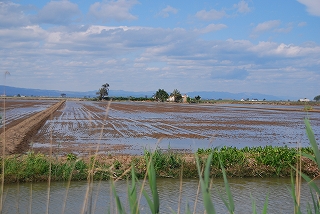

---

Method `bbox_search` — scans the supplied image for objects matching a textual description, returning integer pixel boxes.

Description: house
[167,96,175,102]
[167,94,188,102]
[182,94,188,103]
[299,98,310,102]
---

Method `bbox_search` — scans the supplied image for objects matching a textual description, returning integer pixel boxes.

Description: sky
[0,0,319,99]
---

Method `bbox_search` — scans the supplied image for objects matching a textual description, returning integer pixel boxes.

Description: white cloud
[33,1,81,25]
[0,2,30,27]
[0,25,47,48]
[275,23,293,33]
[157,5,178,18]
[253,20,281,33]
[0,6,319,99]
[196,23,227,34]
[146,67,160,71]
[195,9,226,20]
[88,0,139,22]
[211,68,249,80]
[248,41,320,58]
[298,22,307,27]
[297,0,320,16]
[234,0,251,13]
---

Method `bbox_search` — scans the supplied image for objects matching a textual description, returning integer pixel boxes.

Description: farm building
[299,98,310,102]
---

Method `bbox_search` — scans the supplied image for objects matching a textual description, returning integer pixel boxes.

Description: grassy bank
[0,145,318,183]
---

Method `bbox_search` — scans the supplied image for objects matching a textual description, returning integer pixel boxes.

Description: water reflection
[2,177,319,213]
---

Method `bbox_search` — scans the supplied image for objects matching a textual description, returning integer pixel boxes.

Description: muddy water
[29,101,320,156]
[2,178,319,213]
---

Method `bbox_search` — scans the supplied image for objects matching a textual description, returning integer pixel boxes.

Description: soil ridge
[0,100,65,155]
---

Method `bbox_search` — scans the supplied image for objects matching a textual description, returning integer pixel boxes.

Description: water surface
[2,178,319,214]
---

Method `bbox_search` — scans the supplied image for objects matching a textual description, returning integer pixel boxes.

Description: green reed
[0,145,317,183]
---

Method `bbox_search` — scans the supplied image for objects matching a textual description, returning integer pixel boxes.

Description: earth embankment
[0,100,65,155]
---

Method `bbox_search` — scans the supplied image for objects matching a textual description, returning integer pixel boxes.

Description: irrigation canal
[2,178,319,213]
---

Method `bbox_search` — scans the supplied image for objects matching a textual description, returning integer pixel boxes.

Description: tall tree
[170,89,182,102]
[96,83,109,100]
[314,95,320,102]
[195,95,201,103]
[154,89,169,102]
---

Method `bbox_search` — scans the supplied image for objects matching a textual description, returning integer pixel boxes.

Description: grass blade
[112,181,126,214]
[142,189,155,214]
[250,194,257,214]
[195,153,216,214]
[148,158,159,214]
[219,157,234,213]
[262,193,269,214]
[128,166,139,214]
[185,202,191,214]
[301,153,316,163]
[304,119,320,169]
[142,154,159,214]
[290,172,302,214]
[309,188,319,213]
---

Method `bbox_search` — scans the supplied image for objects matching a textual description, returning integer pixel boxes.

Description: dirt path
[0,100,65,155]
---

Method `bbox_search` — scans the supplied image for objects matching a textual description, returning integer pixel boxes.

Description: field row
[28,100,320,155]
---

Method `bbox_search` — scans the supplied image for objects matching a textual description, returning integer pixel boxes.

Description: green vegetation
[195,95,201,102]
[0,145,318,183]
[170,89,182,102]
[154,89,169,102]
[96,83,110,100]
[304,105,313,111]
[196,146,316,177]
[314,94,320,102]
[110,96,154,102]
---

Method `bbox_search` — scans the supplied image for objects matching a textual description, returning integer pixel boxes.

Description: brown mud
[0,100,65,154]
[1,99,319,157]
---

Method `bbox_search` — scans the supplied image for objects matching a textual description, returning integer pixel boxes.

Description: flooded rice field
[2,177,319,213]
[0,99,59,135]
[12,100,318,156]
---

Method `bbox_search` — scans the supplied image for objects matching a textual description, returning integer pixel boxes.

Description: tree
[314,95,320,102]
[170,89,182,102]
[195,95,201,103]
[154,89,169,102]
[96,83,110,100]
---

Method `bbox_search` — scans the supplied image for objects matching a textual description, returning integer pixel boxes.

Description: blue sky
[0,0,319,99]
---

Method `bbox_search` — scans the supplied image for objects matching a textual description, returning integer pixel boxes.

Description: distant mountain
[1,85,95,98]
[0,86,154,98]
[106,90,154,98]
[0,85,291,101]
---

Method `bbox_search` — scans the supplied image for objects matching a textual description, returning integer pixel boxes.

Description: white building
[167,96,175,102]
[299,98,310,102]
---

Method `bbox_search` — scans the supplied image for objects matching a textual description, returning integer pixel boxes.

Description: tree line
[95,83,201,103]
[96,83,318,103]
[152,88,201,103]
